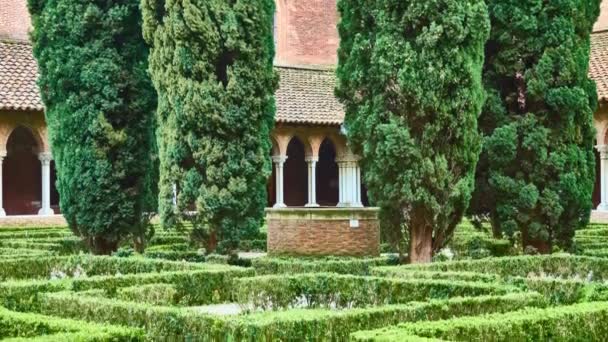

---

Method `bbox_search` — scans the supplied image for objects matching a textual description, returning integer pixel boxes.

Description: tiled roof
[0,40,43,111]
[591,31,608,103]
[275,65,344,125]
[1,37,607,118]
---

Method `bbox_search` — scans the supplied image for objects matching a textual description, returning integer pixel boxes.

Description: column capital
[38,152,53,164]
[305,156,319,163]
[272,155,288,164]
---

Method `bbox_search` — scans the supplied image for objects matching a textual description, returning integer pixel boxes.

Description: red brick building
[1,0,607,252]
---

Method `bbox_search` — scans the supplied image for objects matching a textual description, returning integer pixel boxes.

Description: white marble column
[305,156,319,207]
[272,155,287,208]
[0,154,5,217]
[597,145,608,211]
[38,152,54,216]
[337,159,363,208]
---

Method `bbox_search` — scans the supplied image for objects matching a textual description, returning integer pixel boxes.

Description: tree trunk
[409,224,433,264]
[522,229,551,254]
[88,236,119,255]
[206,229,218,254]
[133,234,146,254]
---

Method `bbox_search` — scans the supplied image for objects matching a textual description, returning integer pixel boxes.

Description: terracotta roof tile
[1,37,606,117]
[275,65,344,125]
[0,40,43,111]
[591,31,608,103]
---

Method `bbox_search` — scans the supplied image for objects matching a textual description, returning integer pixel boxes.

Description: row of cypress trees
[337,0,601,262]
[28,0,601,262]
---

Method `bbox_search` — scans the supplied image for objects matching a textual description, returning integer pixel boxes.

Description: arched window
[284,137,307,206]
[316,138,339,206]
[4,126,41,215]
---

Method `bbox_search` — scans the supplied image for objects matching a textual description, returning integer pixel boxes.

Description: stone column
[337,158,364,208]
[305,156,319,207]
[597,145,608,211]
[38,152,54,216]
[0,153,5,217]
[272,155,287,208]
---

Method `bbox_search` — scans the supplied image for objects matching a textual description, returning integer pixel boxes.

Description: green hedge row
[0,265,253,310]
[252,256,397,275]
[234,273,517,310]
[0,305,143,341]
[37,290,544,340]
[0,255,207,280]
[351,301,608,341]
[370,268,499,283]
[405,254,608,280]
[116,283,179,306]
[144,250,206,262]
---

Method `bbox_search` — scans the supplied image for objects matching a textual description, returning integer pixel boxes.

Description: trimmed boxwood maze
[2,224,608,340]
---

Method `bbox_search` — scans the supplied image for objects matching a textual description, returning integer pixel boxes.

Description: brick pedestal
[266,207,380,257]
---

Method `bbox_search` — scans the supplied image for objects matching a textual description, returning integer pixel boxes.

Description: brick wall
[0,0,32,41]
[275,0,339,66]
[267,207,380,256]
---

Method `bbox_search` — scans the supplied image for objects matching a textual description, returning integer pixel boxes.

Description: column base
[0,208,5,217]
[38,208,55,216]
[273,203,287,209]
[597,203,608,212]
[305,203,320,208]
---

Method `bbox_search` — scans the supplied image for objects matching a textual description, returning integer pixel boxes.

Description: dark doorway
[4,126,41,215]
[284,137,307,206]
[593,148,601,209]
[316,139,339,206]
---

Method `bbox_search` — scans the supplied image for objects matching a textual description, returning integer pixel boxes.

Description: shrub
[351,301,608,341]
[0,305,143,341]
[252,256,396,275]
[142,0,278,252]
[469,0,601,253]
[336,0,490,262]
[406,254,608,280]
[116,284,178,306]
[28,0,157,254]
[234,273,517,310]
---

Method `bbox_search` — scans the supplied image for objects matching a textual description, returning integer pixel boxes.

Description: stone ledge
[0,214,66,227]
[265,207,379,221]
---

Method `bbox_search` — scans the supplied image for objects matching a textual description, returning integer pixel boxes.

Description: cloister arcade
[0,112,58,216]
[268,125,368,209]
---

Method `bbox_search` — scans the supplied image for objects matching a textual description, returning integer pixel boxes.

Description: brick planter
[266,207,380,257]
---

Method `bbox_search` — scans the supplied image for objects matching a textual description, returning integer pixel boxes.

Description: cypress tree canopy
[336,0,490,262]
[469,0,601,253]
[141,0,277,251]
[28,0,157,254]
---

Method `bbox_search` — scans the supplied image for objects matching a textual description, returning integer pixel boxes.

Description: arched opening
[284,137,307,206]
[316,138,339,206]
[267,152,277,207]
[4,126,41,215]
[50,160,60,212]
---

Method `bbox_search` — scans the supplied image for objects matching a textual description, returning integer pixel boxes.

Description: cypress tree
[141,0,277,252]
[28,0,157,254]
[336,0,490,263]
[469,0,601,253]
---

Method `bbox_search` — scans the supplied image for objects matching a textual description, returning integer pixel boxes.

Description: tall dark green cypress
[336,0,490,263]
[28,0,157,254]
[469,0,601,253]
[141,0,277,252]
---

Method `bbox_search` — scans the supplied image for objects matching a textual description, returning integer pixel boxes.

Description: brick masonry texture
[267,208,380,256]
[0,0,32,41]
[275,0,339,66]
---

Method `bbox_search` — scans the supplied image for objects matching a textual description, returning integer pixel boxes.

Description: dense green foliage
[141,0,278,252]
[352,301,608,341]
[4,225,608,340]
[336,0,490,262]
[469,0,601,253]
[27,0,157,254]
[235,273,515,310]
